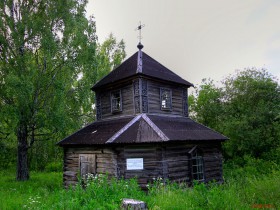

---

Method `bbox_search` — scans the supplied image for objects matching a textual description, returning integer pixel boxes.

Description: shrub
[49,173,146,209]
[45,162,63,172]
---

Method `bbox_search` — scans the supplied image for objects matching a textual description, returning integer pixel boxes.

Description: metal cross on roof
[135,21,145,43]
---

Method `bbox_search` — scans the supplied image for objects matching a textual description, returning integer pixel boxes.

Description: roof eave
[92,73,194,91]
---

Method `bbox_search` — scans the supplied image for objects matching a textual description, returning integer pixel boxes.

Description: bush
[224,156,280,180]
[0,142,16,169]
[45,162,62,172]
[79,173,145,208]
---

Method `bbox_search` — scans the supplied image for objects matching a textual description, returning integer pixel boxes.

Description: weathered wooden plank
[204,161,220,166]
[64,161,78,166]
[123,148,157,152]
[168,173,188,180]
[67,148,98,153]
[172,178,190,183]
[65,157,78,162]
[65,181,78,187]
[165,145,192,150]
[96,168,116,174]
[64,162,78,167]
[99,84,134,119]
[98,156,115,163]
[206,169,221,175]
[165,152,190,158]
[97,162,117,168]
[64,166,79,171]
[96,156,115,162]
[124,154,157,159]
[168,166,189,173]
[64,154,79,159]
[70,149,114,154]
[205,168,221,174]
[63,175,78,181]
[64,166,78,171]
[64,171,77,177]
[142,163,160,167]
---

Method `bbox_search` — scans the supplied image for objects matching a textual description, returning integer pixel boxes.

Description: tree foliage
[189,78,223,130]
[0,0,125,178]
[190,68,280,162]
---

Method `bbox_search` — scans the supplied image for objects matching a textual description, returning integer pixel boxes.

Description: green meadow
[1,159,279,210]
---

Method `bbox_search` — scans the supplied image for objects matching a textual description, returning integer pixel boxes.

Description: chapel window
[160,88,172,110]
[192,150,205,181]
[111,90,122,113]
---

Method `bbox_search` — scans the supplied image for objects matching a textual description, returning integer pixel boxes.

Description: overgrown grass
[1,162,279,209]
[0,171,145,210]
[0,170,61,209]
[146,172,280,210]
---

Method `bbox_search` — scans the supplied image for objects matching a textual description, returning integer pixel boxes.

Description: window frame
[191,150,205,182]
[111,90,122,113]
[160,88,172,111]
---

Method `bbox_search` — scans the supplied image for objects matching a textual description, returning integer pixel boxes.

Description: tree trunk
[16,124,29,181]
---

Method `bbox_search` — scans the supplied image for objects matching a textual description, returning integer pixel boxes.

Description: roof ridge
[142,114,169,141]
[142,52,187,78]
[136,50,143,73]
[105,114,170,144]
[92,52,138,90]
[105,115,142,143]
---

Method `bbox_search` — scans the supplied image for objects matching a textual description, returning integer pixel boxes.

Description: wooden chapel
[58,41,228,188]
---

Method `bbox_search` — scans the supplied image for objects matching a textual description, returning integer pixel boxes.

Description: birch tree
[0,0,99,180]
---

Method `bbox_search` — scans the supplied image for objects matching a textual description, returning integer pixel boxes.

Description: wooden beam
[142,114,169,141]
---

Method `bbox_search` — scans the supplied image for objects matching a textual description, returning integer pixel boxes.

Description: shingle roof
[57,114,228,146]
[92,51,193,90]
[148,115,228,141]
[57,116,134,145]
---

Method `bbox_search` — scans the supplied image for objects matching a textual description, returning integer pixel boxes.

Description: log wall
[163,143,223,183]
[63,142,223,188]
[116,145,163,189]
[164,145,191,182]
[147,80,185,116]
[98,83,134,120]
[95,78,189,120]
[63,147,118,188]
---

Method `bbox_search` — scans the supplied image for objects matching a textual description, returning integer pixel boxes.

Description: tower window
[160,88,172,110]
[111,90,122,113]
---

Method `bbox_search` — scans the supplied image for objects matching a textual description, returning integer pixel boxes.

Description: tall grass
[0,170,62,209]
[0,162,279,209]
[146,172,279,209]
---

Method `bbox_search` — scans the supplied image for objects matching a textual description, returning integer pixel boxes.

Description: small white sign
[126,158,143,170]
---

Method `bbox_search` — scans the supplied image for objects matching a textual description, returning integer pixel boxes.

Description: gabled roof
[57,114,228,146]
[92,51,193,90]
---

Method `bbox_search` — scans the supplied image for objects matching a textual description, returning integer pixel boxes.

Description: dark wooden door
[79,154,96,178]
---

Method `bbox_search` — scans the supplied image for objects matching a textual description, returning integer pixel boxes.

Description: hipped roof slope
[57,114,228,146]
[92,51,193,90]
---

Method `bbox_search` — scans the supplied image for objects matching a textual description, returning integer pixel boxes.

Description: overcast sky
[86,0,280,87]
